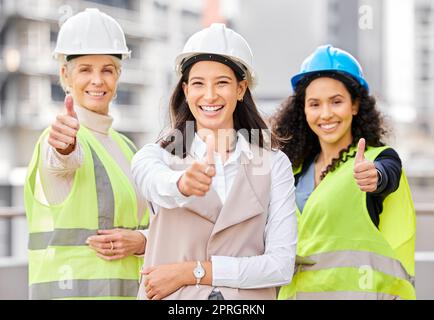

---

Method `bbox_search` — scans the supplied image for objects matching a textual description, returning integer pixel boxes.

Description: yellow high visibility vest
[279,146,416,300]
[25,126,148,299]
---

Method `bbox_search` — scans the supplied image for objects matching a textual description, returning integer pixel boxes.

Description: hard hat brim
[53,50,131,61]
[175,52,256,87]
[291,70,369,93]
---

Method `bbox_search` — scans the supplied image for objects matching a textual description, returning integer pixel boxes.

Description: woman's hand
[142,262,195,300]
[87,229,146,261]
[177,135,216,197]
[353,138,378,192]
[48,95,80,155]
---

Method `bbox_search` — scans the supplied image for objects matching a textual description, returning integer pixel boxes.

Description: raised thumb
[355,138,366,164]
[205,135,215,165]
[65,95,77,118]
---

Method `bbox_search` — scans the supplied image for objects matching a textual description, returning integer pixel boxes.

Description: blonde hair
[57,54,122,93]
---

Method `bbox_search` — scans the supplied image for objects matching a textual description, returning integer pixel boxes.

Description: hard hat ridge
[175,23,256,86]
[291,44,369,92]
[180,54,247,80]
[53,8,131,60]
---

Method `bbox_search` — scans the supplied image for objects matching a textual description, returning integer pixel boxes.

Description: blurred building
[0,0,433,299]
[234,0,384,116]
[0,0,242,299]
[234,0,434,299]
[382,0,434,168]
[0,0,207,190]
[0,0,208,298]
[415,0,434,139]
[0,1,206,199]
[235,0,433,154]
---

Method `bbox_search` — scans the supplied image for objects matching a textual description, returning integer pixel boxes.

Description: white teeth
[87,91,105,97]
[201,105,223,112]
[320,123,338,130]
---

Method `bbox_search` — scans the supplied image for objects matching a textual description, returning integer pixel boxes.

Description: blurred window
[153,0,168,12]
[416,4,432,26]
[87,0,135,10]
[1,81,7,103]
[328,0,339,13]
[51,82,64,102]
[0,82,6,121]
[50,30,58,45]
[18,77,30,101]
[0,25,6,48]
[126,41,141,60]
[116,88,133,106]
[181,9,200,19]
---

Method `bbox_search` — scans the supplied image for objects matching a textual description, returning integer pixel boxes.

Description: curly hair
[271,72,387,179]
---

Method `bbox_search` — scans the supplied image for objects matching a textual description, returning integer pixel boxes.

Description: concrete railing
[0,207,25,218]
[0,204,434,299]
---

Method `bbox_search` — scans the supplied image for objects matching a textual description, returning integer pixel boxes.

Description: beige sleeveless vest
[138,146,276,300]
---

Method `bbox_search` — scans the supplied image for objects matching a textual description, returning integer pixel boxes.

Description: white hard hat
[53,8,131,60]
[175,23,256,86]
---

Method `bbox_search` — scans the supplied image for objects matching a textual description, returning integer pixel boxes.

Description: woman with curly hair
[272,45,416,300]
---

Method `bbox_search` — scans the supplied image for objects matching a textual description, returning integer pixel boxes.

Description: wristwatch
[193,261,205,288]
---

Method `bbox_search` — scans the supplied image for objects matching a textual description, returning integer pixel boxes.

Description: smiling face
[304,77,359,150]
[182,60,247,132]
[62,55,120,115]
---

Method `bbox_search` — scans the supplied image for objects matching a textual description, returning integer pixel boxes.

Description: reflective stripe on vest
[27,147,114,250]
[28,226,145,250]
[30,279,139,300]
[28,229,95,250]
[298,250,415,286]
[91,147,115,230]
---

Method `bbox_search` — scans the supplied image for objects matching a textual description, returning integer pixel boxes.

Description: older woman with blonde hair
[24,8,147,300]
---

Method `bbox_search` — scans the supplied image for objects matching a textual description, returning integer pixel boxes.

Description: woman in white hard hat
[272,45,415,299]
[132,23,297,300]
[24,8,147,299]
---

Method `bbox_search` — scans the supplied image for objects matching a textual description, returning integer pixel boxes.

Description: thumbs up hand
[64,94,77,119]
[48,95,80,155]
[177,135,216,197]
[353,138,378,192]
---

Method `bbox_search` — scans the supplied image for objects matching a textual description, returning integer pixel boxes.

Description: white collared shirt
[132,133,297,289]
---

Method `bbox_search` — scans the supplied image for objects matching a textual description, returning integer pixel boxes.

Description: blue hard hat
[291,45,369,92]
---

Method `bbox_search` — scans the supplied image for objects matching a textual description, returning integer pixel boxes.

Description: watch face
[194,267,205,278]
